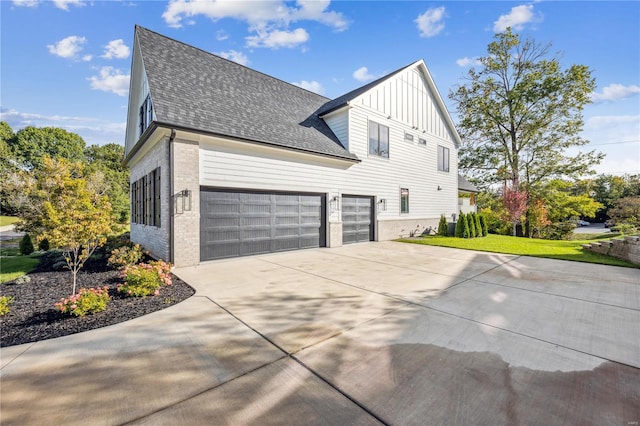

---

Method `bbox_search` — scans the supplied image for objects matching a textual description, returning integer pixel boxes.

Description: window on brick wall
[131,167,161,227]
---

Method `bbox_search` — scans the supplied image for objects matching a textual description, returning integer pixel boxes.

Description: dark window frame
[130,167,161,227]
[139,95,153,137]
[400,188,409,214]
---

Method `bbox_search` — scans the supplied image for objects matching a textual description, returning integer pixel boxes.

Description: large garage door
[342,196,374,244]
[200,189,325,261]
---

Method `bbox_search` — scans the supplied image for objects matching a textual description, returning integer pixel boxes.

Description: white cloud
[101,39,130,59]
[216,30,229,41]
[246,28,309,49]
[456,57,482,67]
[415,6,446,38]
[493,4,536,32]
[216,50,249,66]
[580,114,640,175]
[353,66,377,82]
[88,67,130,96]
[82,54,93,62]
[292,80,325,95]
[47,35,88,60]
[53,0,85,11]
[591,84,640,102]
[12,0,39,7]
[162,0,348,49]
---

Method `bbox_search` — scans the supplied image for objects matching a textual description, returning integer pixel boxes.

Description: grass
[0,216,19,227]
[1,256,40,283]
[398,234,639,268]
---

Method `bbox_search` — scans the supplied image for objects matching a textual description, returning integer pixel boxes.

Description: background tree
[537,179,602,223]
[450,28,602,228]
[608,196,640,229]
[528,198,551,238]
[502,183,528,236]
[8,126,85,170]
[18,157,113,294]
[85,143,129,224]
[0,122,19,214]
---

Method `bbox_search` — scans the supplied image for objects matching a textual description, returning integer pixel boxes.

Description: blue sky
[1,0,638,176]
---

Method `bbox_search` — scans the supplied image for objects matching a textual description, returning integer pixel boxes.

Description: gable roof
[134,26,358,161]
[458,175,479,193]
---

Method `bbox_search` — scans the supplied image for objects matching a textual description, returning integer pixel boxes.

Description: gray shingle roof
[135,26,358,161]
[458,175,479,193]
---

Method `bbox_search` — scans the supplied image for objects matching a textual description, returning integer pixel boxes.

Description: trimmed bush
[108,244,144,270]
[118,260,172,297]
[19,234,34,255]
[455,214,465,238]
[479,214,488,236]
[461,213,471,238]
[468,212,477,238]
[54,287,110,317]
[38,238,50,251]
[437,215,449,236]
[475,213,483,237]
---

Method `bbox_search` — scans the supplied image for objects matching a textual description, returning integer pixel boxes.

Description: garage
[342,196,374,244]
[200,189,326,261]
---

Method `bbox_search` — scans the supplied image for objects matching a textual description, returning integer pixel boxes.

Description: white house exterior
[124,26,462,267]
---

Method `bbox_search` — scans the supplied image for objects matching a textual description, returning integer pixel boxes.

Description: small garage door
[200,189,325,261]
[342,196,374,244]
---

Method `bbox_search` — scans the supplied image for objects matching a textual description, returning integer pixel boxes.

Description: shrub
[455,214,465,238]
[610,222,638,235]
[0,296,14,316]
[541,222,576,240]
[479,214,488,236]
[437,215,449,236]
[468,213,477,238]
[15,275,31,285]
[54,287,110,317]
[38,238,50,251]
[19,234,34,255]
[108,244,143,270]
[461,213,471,238]
[118,260,172,297]
[475,213,483,237]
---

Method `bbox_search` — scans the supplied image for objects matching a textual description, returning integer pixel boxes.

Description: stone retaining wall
[581,235,640,265]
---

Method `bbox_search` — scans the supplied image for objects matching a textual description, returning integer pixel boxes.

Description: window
[404,132,414,142]
[400,188,409,213]
[418,138,427,146]
[438,145,450,172]
[369,121,389,158]
[139,95,153,136]
[131,167,161,227]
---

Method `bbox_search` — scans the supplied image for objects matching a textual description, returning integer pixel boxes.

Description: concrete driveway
[1,242,639,425]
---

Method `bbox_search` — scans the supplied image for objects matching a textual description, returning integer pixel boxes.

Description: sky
[1,0,639,176]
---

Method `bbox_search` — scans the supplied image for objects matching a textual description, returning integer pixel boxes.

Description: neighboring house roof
[135,26,358,161]
[458,175,479,193]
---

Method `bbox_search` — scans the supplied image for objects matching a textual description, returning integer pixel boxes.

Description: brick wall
[377,217,440,240]
[171,138,200,267]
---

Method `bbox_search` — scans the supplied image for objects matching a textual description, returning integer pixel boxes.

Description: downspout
[168,128,176,264]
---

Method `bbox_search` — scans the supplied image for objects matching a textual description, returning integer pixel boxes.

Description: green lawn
[398,234,638,268]
[1,256,40,283]
[0,216,19,227]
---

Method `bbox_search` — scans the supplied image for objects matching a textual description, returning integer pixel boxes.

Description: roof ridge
[135,25,331,102]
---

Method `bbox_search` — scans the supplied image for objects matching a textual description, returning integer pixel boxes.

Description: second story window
[438,145,450,172]
[139,95,153,136]
[369,120,389,158]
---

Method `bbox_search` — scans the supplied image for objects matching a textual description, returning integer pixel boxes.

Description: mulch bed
[0,255,195,348]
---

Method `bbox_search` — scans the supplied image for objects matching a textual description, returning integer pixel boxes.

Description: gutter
[168,128,176,265]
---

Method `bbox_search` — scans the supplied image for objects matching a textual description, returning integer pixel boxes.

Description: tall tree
[85,143,129,223]
[450,28,602,189]
[9,126,86,170]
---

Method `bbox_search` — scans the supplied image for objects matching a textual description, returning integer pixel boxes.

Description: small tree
[437,215,449,236]
[461,213,471,238]
[502,184,528,236]
[21,157,113,294]
[454,213,464,237]
[19,234,34,255]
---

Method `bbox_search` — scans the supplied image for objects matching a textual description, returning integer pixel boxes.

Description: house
[123,26,462,267]
[458,175,479,214]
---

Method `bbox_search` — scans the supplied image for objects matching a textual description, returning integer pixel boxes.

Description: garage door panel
[201,190,325,261]
[342,196,373,244]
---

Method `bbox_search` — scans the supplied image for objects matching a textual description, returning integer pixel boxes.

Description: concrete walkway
[1,242,639,425]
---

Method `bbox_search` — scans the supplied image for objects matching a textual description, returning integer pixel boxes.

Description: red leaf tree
[502,183,528,236]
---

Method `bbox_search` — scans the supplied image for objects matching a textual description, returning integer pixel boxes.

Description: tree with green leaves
[450,28,602,193]
[85,143,129,224]
[18,157,113,294]
[8,126,86,170]
[437,214,449,236]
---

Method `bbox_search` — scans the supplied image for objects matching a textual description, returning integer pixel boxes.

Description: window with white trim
[368,121,389,158]
[400,188,409,213]
[438,145,450,172]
